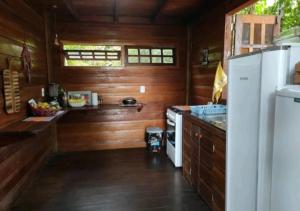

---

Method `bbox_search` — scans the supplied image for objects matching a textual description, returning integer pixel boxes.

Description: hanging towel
[212,62,227,103]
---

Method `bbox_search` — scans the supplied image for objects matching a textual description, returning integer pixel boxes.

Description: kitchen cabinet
[190,125,200,189]
[183,112,226,211]
[183,117,192,185]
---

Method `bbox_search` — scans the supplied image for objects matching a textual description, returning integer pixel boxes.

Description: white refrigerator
[226,44,300,211]
[271,85,300,211]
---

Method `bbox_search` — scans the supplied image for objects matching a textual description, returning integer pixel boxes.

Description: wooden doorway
[225,14,280,59]
[234,14,280,55]
[222,0,280,98]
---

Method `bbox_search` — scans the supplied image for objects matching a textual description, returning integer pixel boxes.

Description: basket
[190,104,227,115]
[31,107,58,117]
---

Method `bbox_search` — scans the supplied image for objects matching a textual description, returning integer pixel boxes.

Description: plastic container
[145,127,163,152]
[190,104,227,115]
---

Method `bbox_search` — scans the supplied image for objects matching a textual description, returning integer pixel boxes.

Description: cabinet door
[212,134,226,211]
[191,124,200,189]
[198,129,213,207]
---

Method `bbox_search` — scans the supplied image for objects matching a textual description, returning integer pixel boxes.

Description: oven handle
[167,119,175,127]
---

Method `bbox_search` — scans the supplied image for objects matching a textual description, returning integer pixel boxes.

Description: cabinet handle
[212,194,215,202]
[195,132,199,137]
[189,168,192,175]
[212,144,215,153]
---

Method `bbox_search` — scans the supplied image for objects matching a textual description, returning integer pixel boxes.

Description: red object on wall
[21,44,32,83]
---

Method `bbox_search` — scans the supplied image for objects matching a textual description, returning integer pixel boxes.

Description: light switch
[140,86,145,93]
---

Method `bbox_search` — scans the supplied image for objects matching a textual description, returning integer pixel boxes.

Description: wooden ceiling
[23,0,209,24]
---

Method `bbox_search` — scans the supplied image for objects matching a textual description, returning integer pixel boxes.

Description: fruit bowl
[31,107,59,117]
[29,101,61,117]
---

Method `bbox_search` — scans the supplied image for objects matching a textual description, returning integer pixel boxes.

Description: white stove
[166,107,187,167]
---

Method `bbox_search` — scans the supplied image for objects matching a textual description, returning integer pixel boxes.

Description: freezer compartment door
[271,95,300,211]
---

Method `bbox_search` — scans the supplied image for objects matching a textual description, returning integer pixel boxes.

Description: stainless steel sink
[192,113,227,131]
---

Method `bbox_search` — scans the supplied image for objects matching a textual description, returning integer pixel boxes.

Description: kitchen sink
[191,113,227,131]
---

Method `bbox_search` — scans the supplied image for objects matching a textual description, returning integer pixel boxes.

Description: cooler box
[145,127,163,152]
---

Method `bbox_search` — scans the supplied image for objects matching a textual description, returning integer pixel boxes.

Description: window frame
[124,46,177,66]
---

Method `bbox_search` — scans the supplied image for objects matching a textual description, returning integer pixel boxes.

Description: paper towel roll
[92,93,98,106]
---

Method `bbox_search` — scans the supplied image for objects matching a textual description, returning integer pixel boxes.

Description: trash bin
[146,127,163,152]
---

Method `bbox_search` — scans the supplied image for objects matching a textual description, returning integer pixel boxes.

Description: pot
[122,97,137,105]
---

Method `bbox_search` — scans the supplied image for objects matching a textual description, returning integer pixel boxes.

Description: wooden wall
[0,126,56,210]
[0,1,48,128]
[55,23,187,151]
[0,1,54,209]
[189,0,256,104]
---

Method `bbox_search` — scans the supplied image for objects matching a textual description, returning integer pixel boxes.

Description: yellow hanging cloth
[212,62,227,103]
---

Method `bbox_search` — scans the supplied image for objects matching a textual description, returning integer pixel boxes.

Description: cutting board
[3,69,21,114]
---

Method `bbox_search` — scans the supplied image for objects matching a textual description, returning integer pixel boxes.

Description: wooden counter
[0,105,142,148]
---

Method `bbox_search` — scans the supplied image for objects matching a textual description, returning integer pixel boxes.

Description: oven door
[166,118,176,147]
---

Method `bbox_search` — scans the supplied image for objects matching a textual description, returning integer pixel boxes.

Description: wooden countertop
[0,104,141,147]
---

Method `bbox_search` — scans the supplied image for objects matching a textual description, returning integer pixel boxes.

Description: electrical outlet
[140,86,145,93]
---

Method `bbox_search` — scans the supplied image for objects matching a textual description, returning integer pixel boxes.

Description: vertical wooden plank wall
[0,2,48,128]
[189,0,256,104]
[190,6,226,104]
[0,2,55,209]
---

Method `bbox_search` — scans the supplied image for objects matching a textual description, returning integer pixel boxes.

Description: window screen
[63,45,122,67]
[126,46,176,65]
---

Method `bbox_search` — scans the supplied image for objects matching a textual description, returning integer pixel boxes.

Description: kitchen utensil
[3,69,20,114]
[121,97,137,105]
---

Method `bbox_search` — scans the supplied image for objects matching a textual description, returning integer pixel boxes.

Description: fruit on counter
[49,101,61,110]
[36,102,50,109]
[33,101,61,110]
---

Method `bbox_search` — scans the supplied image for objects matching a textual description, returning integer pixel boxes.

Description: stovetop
[169,105,190,114]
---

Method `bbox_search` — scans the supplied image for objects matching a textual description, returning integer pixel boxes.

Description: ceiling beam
[63,0,79,21]
[113,0,118,23]
[185,0,221,24]
[151,0,168,23]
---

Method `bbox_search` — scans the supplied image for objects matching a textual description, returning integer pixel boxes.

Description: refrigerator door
[227,53,262,211]
[271,86,300,211]
[256,48,289,211]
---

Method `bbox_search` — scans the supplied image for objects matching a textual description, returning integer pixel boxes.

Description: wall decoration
[21,44,32,83]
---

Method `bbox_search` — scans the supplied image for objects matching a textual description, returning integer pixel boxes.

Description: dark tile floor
[12,148,210,211]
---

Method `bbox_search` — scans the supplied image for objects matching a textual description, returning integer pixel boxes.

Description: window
[63,45,122,67]
[126,46,176,65]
